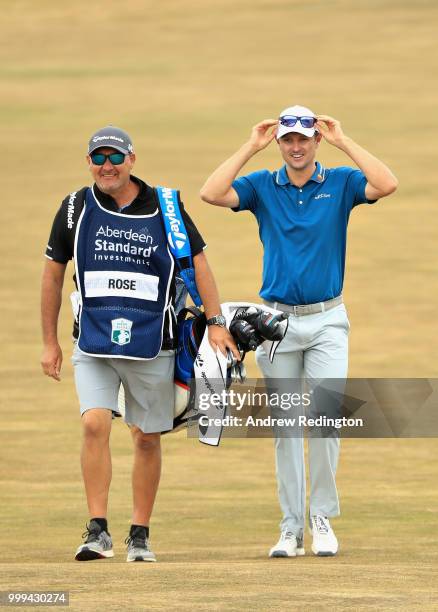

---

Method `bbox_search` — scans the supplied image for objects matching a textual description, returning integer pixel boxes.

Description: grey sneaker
[75,520,114,561]
[125,526,156,562]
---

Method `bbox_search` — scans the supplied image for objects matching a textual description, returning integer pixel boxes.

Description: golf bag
[165,303,289,435]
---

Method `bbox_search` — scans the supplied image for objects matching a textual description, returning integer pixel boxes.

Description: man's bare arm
[316,115,398,200]
[200,119,278,207]
[41,259,67,381]
[193,251,240,360]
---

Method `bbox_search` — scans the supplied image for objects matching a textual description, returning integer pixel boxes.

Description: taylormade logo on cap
[88,126,134,154]
[92,135,124,143]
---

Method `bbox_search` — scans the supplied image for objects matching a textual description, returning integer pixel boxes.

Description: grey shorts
[71,343,175,433]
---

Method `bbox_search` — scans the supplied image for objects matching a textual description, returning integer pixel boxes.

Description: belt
[263,296,343,316]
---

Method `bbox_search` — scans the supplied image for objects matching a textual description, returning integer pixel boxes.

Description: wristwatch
[206,314,227,328]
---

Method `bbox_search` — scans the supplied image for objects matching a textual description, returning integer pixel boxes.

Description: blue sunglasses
[279,115,317,129]
[90,152,126,166]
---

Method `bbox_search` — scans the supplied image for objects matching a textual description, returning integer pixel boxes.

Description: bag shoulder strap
[156,186,202,307]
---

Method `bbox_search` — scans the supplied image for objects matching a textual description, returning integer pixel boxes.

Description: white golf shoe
[269,530,305,558]
[309,515,338,556]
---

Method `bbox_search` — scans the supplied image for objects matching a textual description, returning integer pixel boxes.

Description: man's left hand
[315,115,347,148]
[208,326,241,361]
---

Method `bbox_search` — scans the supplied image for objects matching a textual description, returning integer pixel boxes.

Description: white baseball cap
[277,105,317,139]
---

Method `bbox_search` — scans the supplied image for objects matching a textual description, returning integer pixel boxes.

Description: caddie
[41,125,239,562]
[200,105,398,557]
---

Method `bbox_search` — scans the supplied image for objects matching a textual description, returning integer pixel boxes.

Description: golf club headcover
[230,306,288,346]
[229,318,260,352]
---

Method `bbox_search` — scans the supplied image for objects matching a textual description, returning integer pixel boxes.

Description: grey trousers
[255,303,350,539]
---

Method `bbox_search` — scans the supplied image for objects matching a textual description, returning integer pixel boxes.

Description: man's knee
[131,428,161,453]
[81,408,112,440]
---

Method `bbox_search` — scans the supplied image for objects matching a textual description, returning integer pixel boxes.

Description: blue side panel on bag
[156,186,202,307]
[174,318,198,384]
[174,308,206,385]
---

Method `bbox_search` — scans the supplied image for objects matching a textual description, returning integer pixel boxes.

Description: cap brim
[88,142,130,155]
[277,125,316,139]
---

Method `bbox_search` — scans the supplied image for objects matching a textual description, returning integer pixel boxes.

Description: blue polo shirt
[232,162,376,305]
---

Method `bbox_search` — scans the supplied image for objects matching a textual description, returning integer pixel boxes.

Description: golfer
[41,126,238,562]
[200,105,398,556]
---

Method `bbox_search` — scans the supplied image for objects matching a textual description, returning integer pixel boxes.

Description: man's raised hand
[248,119,279,152]
[315,115,347,148]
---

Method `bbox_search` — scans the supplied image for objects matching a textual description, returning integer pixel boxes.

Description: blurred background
[1,1,437,609]
[2,0,437,377]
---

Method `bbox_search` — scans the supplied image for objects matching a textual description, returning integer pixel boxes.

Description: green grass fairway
[1,0,438,609]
